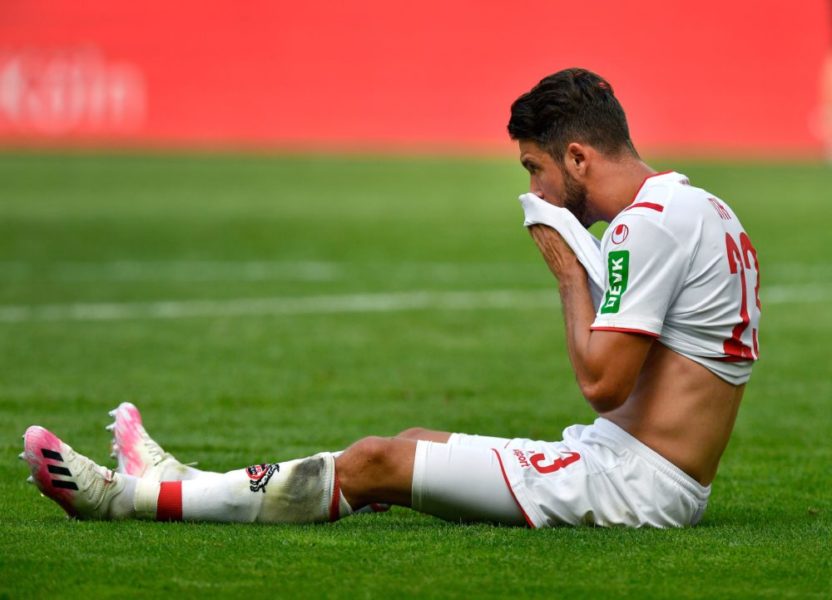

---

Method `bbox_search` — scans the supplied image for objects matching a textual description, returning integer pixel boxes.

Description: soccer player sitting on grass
[21,68,761,528]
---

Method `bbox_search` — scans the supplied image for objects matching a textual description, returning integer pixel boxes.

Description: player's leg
[114,403,401,518]
[132,436,415,522]
[134,435,526,524]
[112,403,512,484]
[112,402,385,515]
[106,403,400,514]
[23,424,352,523]
[23,426,525,525]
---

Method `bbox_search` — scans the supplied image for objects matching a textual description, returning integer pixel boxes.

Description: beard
[561,168,593,228]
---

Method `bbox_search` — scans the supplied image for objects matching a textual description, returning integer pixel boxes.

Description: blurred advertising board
[1,0,829,155]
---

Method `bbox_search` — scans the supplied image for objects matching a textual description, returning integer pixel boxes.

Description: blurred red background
[1,0,829,155]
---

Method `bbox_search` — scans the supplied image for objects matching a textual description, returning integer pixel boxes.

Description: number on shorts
[530,451,580,474]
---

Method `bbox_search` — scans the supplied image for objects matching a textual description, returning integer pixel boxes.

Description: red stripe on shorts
[156,481,183,521]
[491,449,535,528]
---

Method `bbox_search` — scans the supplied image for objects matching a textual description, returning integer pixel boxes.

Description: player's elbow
[579,378,628,413]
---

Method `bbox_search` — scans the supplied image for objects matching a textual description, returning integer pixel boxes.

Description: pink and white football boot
[108,402,194,481]
[21,425,129,519]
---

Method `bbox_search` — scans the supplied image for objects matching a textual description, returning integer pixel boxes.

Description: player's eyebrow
[521,158,537,172]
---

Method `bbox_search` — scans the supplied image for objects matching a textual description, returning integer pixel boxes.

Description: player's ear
[564,142,590,179]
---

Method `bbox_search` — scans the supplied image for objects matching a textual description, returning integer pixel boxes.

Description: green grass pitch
[0,152,829,598]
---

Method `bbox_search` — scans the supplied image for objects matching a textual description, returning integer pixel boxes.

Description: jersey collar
[629,171,689,206]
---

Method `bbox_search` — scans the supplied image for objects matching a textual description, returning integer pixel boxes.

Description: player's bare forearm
[528,225,597,381]
[541,250,609,407]
[528,225,651,412]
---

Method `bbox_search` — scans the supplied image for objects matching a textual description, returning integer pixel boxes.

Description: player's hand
[528,224,587,282]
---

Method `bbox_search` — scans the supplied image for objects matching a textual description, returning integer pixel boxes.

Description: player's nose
[529,180,545,200]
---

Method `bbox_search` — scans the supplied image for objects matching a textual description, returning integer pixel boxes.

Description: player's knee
[338,436,414,508]
[341,435,411,484]
[348,436,394,471]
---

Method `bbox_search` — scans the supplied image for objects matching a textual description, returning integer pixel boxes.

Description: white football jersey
[590,172,761,384]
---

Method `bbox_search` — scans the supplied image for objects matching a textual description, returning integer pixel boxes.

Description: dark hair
[507,68,637,160]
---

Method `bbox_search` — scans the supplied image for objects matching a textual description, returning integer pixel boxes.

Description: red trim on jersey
[329,470,342,522]
[629,171,674,205]
[491,449,535,528]
[590,326,660,338]
[625,202,664,213]
[156,481,183,521]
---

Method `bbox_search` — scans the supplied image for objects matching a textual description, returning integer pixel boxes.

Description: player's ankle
[107,473,138,519]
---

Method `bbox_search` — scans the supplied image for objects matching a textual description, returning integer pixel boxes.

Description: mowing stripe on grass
[0,260,342,282]
[2,260,829,285]
[0,260,545,284]
[0,284,827,322]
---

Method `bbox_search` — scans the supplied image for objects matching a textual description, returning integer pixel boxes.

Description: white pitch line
[0,290,556,322]
[0,284,827,323]
[760,283,832,304]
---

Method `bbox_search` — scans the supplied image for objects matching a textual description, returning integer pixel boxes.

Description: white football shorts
[411,418,710,528]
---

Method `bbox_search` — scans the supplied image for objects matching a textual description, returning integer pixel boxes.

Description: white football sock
[155,451,346,483]
[156,460,222,482]
[133,452,352,523]
[102,473,138,519]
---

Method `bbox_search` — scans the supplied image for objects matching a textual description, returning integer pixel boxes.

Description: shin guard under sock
[134,452,352,523]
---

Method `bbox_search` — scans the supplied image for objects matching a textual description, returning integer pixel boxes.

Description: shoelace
[140,427,198,467]
[145,437,169,466]
[64,447,116,514]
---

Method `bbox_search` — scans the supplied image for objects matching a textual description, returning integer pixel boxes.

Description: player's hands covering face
[528,224,587,283]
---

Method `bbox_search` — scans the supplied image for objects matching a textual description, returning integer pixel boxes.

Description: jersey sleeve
[591,216,688,337]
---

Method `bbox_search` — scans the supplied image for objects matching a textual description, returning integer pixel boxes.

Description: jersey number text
[724,232,760,359]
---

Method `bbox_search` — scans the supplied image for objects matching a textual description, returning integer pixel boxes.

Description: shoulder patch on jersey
[611,223,629,245]
[601,250,630,314]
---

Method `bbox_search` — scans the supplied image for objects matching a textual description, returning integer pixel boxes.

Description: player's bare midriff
[600,342,745,486]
